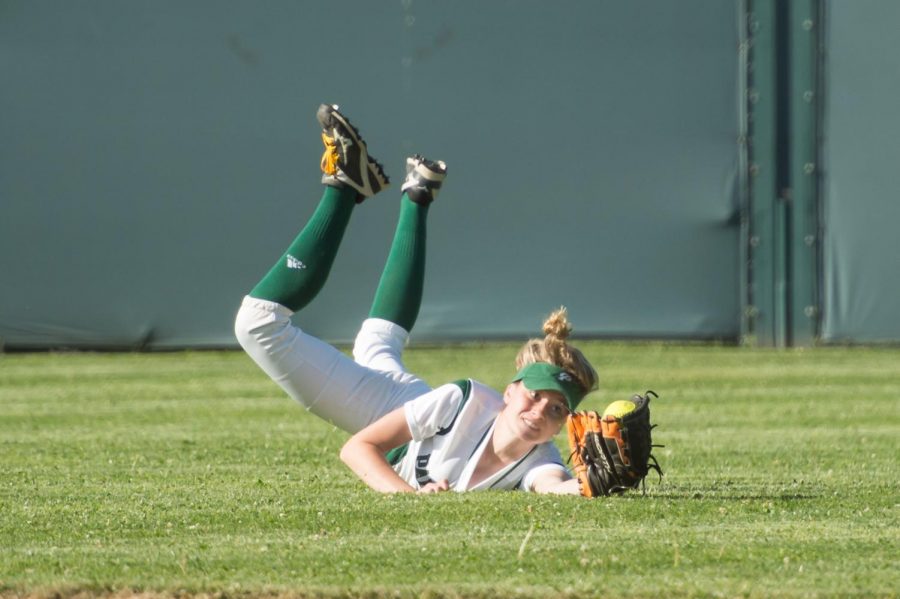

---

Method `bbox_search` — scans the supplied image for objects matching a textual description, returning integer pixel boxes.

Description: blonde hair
[514,307,598,396]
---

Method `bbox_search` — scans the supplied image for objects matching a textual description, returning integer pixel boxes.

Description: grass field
[1,343,898,598]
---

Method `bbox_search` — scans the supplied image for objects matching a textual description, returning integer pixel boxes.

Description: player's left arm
[340,407,420,493]
[530,469,582,495]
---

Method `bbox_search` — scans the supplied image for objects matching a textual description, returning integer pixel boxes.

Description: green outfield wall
[819,0,900,343]
[1,1,897,348]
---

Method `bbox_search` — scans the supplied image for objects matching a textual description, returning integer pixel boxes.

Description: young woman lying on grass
[235,104,597,495]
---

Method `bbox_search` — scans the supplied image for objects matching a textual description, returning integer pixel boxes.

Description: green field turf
[1,343,898,598]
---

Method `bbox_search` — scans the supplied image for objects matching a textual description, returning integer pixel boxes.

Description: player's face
[502,382,570,444]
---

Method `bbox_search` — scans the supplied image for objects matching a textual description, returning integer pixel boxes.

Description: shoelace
[320,132,339,175]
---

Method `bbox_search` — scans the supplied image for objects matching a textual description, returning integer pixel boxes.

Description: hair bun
[542,306,573,341]
[515,306,598,396]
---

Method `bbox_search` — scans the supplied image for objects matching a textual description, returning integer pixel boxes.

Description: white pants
[234,296,432,433]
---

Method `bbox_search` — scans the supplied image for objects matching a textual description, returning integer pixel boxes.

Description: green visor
[511,362,586,412]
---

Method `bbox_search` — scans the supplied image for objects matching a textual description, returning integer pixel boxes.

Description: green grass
[1,343,898,598]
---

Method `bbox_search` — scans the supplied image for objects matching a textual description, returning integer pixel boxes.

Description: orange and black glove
[567,391,664,497]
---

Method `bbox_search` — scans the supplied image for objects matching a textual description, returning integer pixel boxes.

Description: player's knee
[233,307,247,339]
[233,304,259,351]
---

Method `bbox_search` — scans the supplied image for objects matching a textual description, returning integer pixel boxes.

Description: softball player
[235,104,597,495]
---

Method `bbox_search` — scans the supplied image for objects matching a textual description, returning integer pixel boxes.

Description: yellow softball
[602,399,636,419]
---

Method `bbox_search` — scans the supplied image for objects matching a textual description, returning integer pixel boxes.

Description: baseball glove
[566,390,663,497]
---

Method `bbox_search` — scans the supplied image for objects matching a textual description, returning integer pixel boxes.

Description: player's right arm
[340,406,449,493]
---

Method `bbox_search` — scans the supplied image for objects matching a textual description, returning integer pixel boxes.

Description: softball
[603,399,636,419]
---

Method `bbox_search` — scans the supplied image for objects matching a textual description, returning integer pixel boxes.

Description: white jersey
[390,380,568,492]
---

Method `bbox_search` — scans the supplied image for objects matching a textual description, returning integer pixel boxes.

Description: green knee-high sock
[249,185,357,312]
[368,195,429,332]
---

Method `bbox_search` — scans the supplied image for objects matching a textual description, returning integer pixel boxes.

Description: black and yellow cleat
[317,103,389,200]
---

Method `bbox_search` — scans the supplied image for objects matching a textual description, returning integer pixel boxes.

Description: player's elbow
[339,436,361,467]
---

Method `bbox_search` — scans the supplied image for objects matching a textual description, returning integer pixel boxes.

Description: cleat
[317,103,390,200]
[401,155,447,205]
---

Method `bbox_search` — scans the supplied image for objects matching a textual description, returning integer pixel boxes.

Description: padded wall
[0,1,743,348]
[820,0,900,342]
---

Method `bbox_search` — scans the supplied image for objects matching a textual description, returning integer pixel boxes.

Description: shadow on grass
[657,491,821,501]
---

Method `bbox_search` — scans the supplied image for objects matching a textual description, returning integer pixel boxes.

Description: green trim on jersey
[384,379,472,466]
[452,379,471,397]
[385,443,409,466]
